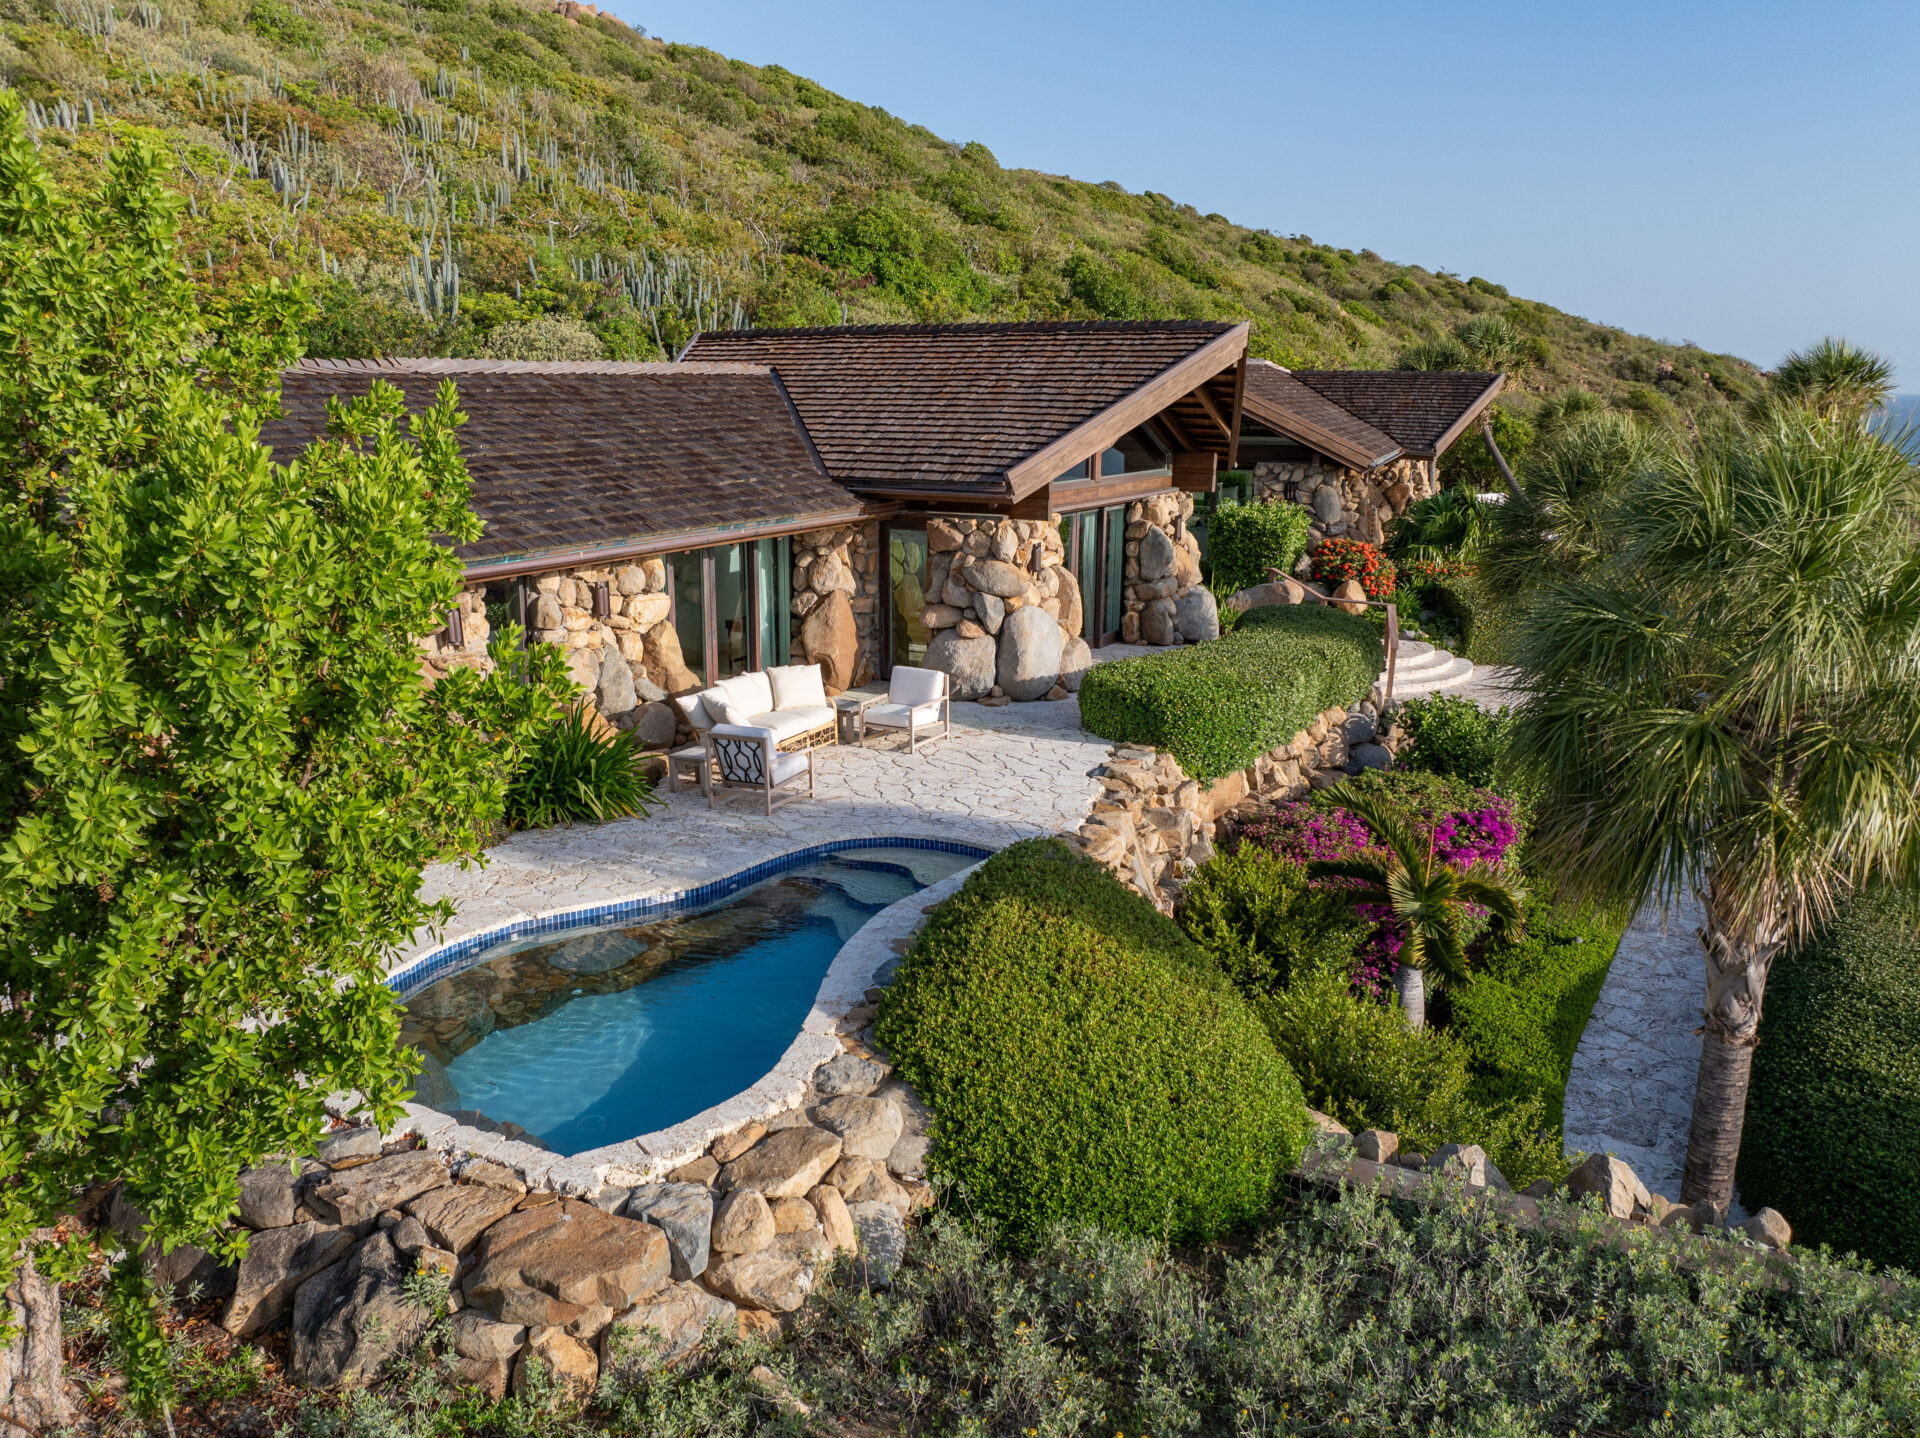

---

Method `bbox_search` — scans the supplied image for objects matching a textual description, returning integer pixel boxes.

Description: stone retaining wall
[1252,455,1435,549]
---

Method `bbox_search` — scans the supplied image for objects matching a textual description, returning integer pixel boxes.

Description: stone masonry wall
[1117,492,1216,647]
[1252,455,1435,549]
[790,522,880,694]
[920,515,1087,703]
[417,586,495,686]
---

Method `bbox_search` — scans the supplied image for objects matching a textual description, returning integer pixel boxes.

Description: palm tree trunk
[1394,963,1426,1030]
[1680,878,1788,1210]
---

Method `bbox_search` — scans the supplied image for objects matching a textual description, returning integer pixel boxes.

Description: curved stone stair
[1380,639,1477,699]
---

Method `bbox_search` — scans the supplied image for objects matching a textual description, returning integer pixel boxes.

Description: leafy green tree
[0,94,524,1394]
[1506,410,1920,1210]
[1769,336,1895,423]
[1306,791,1524,1029]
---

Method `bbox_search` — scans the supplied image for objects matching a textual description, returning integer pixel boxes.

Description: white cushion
[888,665,947,707]
[696,684,753,728]
[720,671,775,715]
[865,700,943,730]
[675,693,713,730]
[770,748,812,785]
[744,706,835,742]
[768,662,827,711]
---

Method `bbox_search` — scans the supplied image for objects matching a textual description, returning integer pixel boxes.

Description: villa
[269,322,1504,726]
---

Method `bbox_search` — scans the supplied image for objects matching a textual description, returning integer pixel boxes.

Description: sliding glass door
[668,537,791,682]
[884,524,930,674]
[1058,505,1128,647]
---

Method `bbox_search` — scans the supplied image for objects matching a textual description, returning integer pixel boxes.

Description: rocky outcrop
[308,1152,448,1228]
[462,1200,671,1329]
[224,1221,357,1337]
[290,1232,434,1389]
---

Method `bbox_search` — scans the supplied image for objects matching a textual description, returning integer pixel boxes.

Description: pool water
[398,847,973,1156]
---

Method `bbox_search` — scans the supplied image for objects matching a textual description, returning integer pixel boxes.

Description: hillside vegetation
[1,0,1757,419]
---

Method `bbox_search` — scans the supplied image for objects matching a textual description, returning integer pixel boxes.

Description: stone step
[1392,646,1456,680]
[1393,639,1435,665]
[1390,653,1477,696]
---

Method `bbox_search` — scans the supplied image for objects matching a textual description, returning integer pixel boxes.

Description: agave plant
[1306,790,1524,1028]
[505,703,662,829]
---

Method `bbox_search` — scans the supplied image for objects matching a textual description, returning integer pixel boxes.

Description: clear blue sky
[610,0,1920,387]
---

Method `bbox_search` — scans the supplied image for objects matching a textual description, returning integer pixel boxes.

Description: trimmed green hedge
[1447,905,1623,1132]
[1205,499,1312,597]
[1737,888,1920,1272]
[1078,604,1382,781]
[875,839,1314,1251]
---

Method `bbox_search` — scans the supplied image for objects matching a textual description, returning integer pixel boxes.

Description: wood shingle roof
[1290,369,1506,458]
[1238,360,1402,470]
[682,320,1248,500]
[261,359,855,569]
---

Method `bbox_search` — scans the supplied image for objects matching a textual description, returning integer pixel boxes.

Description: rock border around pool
[353,862,978,1197]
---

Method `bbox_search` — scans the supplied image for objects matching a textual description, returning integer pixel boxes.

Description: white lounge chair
[704,724,817,814]
[862,665,951,753]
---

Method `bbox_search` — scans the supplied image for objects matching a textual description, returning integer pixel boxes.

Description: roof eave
[1001,322,1252,499]
[1422,373,1508,458]
[1236,392,1403,471]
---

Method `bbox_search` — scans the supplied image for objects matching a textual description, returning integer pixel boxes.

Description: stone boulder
[316,1127,382,1166]
[996,605,1063,701]
[630,700,678,748]
[1332,580,1368,616]
[600,1281,736,1372]
[813,1054,890,1098]
[290,1233,434,1390]
[1350,742,1392,772]
[308,1152,448,1229]
[642,619,700,695]
[703,1253,813,1313]
[924,629,997,701]
[596,648,637,716]
[1056,570,1083,638]
[405,1185,521,1256]
[1355,1130,1399,1164]
[847,1201,907,1288]
[921,603,964,630]
[224,1221,356,1337]
[238,1161,304,1230]
[1137,526,1175,581]
[1227,579,1307,611]
[512,1327,597,1407]
[807,1184,858,1254]
[800,590,858,693]
[1312,486,1345,524]
[974,590,1006,634]
[719,1127,844,1199]
[963,558,1030,598]
[463,1200,670,1329]
[710,1190,775,1255]
[1058,637,1092,692]
[810,1097,903,1161]
[533,593,563,631]
[1739,1207,1792,1250]
[886,1133,931,1181]
[450,1312,526,1362]
[1140,597,1179,646]
[624,1184,712,1281]
[1174,587,1219,643]
[107,1189,233,1296]
[1565,1153,1651,1220]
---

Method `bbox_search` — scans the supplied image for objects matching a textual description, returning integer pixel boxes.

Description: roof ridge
[690,319,1237,341]
[287,358,772,375]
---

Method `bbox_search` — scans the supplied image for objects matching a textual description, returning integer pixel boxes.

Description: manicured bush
[875,839,1315,1251]
[1397,691,1514,787]
[1309,535,1397,598]
[1078,605,1382,781]
[1446,904,1623,1130]
[1204,497,1312,597]
[1737,887,1920,1272]
[1253,971,1565,1187]
[504,704,662,828]
[1177,846,1367,995]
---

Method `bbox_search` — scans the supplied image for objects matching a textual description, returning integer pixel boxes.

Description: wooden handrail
[1265,567,1399,710]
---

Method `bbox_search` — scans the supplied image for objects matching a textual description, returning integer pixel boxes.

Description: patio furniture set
[666,662,953,814]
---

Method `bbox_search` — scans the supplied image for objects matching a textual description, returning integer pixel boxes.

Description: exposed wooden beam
[1191,383,1233,438]
[1227,356,1247,471]
[1172,450,1217,494]
[1156,404,1194,450]
[1009,483,1053,520]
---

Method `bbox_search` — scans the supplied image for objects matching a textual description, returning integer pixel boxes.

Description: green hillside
[1,0,1758,422]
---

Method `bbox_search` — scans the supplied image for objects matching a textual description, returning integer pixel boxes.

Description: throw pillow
[768,663,828,711]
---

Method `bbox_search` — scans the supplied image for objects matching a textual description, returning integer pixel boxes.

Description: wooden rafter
[1191,383,1233,438]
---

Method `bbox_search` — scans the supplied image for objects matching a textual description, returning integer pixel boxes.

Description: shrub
[1447,904,1623,1129]
[1397,692,1513,787]
[1254,971,1565,1187]
[1737,887,1920,1272]
[875,839,1314,1251]
[1309,536,1396,598]
[1177,847,1367,995]
[477,315,606,361]
[1303,769,1527,862]
[1078,605,1381,781]
[504,705,662,828]
[1204,498,1312,596]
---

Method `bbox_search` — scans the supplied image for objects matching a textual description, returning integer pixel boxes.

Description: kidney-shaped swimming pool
[394,843,980,1156]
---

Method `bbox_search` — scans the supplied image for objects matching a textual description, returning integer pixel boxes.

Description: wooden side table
[834,693,883,746]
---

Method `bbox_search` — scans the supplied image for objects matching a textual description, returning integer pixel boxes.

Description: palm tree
[1769,337,1895,423]
[1307,791,1525,1029]
[1506,410,1920,1211]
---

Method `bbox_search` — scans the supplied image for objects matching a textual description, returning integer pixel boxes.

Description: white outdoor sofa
[861,664,950,753]
[673,664,837,750]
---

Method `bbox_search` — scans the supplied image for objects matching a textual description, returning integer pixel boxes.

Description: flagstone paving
[401,648,1156,970]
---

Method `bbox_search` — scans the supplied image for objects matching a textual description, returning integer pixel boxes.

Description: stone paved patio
[401,647,1157,969]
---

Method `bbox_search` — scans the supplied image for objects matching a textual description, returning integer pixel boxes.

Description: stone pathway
[401,646,1158,969]
[1560,894,1708,1207]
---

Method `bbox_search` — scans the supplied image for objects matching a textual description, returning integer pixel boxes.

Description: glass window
[889,527,930,670]
[1050,458,1089,484]
[1099,424,1171,477]
[711,543,750,679]
[670,550,707,686]
[1102,505,1125,637]
[754,537,790,668]
[1076,514,1098,640]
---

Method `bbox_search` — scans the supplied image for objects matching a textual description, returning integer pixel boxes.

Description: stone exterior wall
[790,522,880,693]
[417,586,495,685]
[515,560,686,747]
[1116,492,1215,646]
[1251,455,1435,549]
[920,515,1088,703]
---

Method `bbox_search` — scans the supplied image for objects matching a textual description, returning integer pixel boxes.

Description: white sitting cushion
[745,705,836,743]
[675,693,714,730]
[770,748,812,785]
[719,671,775,716]
[888,665,947,707]
[768,662,828,711]
[865,700,943,730]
